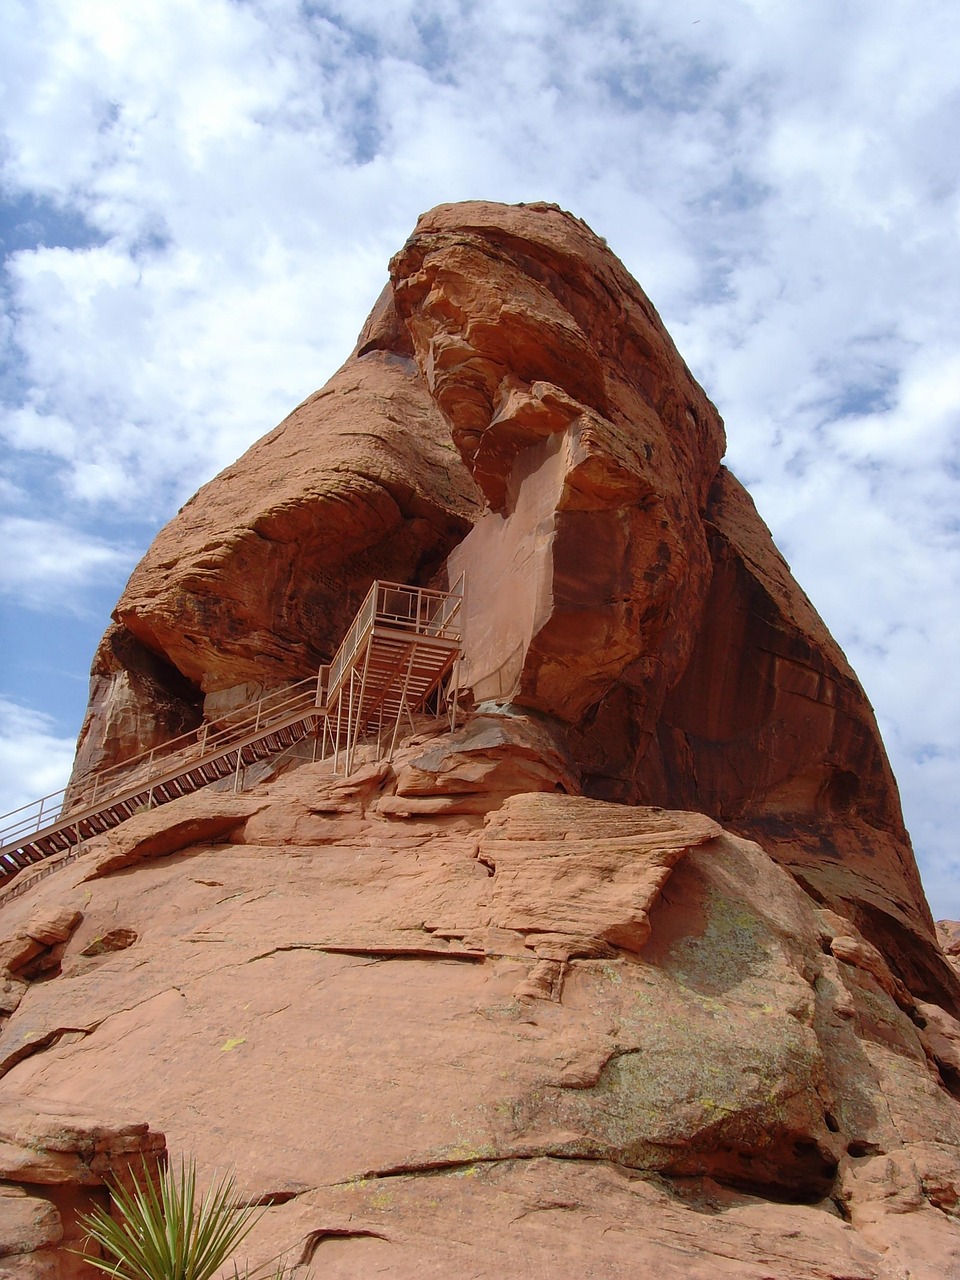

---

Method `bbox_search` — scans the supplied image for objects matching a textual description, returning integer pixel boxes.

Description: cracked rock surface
[2,745,960,1278]
[67,201,950,1001]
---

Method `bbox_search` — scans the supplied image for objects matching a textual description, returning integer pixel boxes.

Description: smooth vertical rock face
[24,200,959,1275]
[394,201,722,725]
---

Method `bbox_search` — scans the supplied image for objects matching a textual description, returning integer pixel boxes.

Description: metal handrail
[0,676,321,850]
[326,578,463,708]
[375,580,462,637]
[328,584,377,697]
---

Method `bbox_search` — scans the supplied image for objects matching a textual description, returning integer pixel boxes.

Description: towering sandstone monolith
[3,202,959,1278]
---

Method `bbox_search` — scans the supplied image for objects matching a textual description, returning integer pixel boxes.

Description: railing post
[449,657,461,730]
[387,646,418,762]
[0,576,471,902]
[346,637,374,775]
[344,666,357,775]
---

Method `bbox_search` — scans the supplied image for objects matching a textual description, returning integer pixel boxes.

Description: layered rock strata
[0,1091,165,1279]
[66,202,947,1005]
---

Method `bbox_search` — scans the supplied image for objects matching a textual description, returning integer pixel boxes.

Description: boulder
[0,1094,165,1280]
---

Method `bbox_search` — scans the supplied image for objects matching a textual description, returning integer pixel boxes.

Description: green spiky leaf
[77,1156,265,1280]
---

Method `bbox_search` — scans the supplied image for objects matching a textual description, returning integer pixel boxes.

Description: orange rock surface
[6,201,958,1275]
[3,753,960,1278]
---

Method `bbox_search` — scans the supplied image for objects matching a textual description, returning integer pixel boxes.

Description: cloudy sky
[1,0,958,916]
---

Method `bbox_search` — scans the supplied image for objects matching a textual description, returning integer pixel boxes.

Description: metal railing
[0,576,464,894]
[326,577,463,706]
[0,675,324,855]
[0,844,89,905]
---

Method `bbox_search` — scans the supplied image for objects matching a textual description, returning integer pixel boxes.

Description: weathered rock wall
[385,202,946,999]
[70,325,480,782]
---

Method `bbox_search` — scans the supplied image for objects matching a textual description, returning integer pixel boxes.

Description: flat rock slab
[482,793,720,953]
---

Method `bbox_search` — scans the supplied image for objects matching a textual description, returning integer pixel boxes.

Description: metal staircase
[0,577,463,896]
[322,576,463,775]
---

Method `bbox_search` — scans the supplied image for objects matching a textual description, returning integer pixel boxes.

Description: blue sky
[1,0,958,916]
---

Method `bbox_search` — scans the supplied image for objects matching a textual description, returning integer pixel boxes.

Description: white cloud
[0,0,958,916]
[0,515,136,611]
[0,698,75,820]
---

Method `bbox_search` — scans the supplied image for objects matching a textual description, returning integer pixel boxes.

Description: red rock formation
[70,623,202,787]
[19,200,956,1275]
[939,921,960,984]
[395,202,721,725]
[0,1092,165,1277]
[70,310,479,782]
[388,202,951,1008]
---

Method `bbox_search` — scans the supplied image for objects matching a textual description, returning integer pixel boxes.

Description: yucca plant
[77,1156,265,1280]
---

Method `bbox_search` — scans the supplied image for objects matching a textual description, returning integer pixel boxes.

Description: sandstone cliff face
[396,201,722,727]
[387,202,945,1006]
[8,201,957,1276]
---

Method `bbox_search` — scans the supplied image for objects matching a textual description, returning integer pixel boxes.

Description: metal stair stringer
[0,695,323,886]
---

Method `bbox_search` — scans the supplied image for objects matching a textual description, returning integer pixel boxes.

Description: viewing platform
[321,576,463,775]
